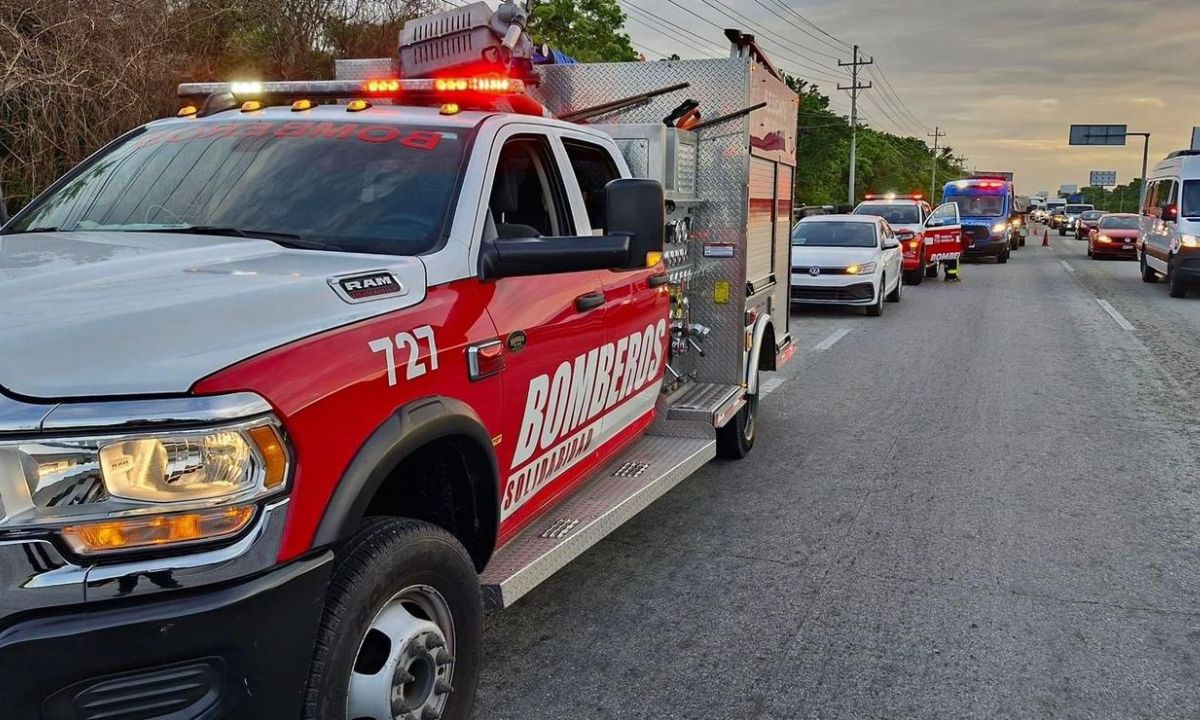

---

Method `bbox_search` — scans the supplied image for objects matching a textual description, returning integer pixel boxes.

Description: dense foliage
[526,0,637,63]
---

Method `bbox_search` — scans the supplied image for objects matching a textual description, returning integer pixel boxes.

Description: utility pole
[838,45,873,206]
[928,126,946,201]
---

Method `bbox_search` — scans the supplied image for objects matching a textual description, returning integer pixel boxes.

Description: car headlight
[992,223,1007,234]
[846,262,877,275]
[0,419,287,556]
[1097,235,1112,244]
[1182,234,1200,248]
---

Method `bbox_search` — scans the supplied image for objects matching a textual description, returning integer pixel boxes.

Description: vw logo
[808,267,821,277]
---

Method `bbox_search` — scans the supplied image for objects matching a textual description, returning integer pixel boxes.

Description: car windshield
[1065,205,1092,214]
[1099,216,1140,230]
[946,194,1005,217]
[854,204,920,224]
[792,221,877,248]
[1183,180,1200,218]
[6,120,469,255]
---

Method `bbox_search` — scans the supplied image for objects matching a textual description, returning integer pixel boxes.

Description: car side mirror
[882,237,901,250]
[605,178,665,268]
[1162,204,1178,222]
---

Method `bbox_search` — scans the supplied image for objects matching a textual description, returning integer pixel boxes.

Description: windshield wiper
[134,226,342,251]
[3,226,59,234]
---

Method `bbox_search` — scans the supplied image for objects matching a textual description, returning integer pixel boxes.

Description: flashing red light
[434,76,514,93]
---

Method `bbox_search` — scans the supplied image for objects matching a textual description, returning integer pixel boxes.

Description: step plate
[480,434,716,609]
[666,382,743,425]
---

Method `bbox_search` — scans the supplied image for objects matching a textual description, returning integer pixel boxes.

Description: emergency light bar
[177,77,526,101]
[864,193,924,201]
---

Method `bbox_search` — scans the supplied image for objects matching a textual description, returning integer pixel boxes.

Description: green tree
[527,0,637,63]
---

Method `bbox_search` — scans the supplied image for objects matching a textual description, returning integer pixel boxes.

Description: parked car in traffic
[1138,150,1200,297]
[791,215,903,316]
[1088,213,1140,260]
[1060,203,1095,236]
[852,194,934,285]
[1076,209,1106,239]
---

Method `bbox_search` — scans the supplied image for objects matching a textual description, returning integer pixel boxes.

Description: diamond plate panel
[480,434,715,608]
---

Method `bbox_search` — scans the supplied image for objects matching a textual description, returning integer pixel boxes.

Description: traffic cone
[1041,229,1049,247]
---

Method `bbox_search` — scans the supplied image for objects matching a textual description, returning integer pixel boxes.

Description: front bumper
[790,278,877,305]
[0,552,332,719]
[1172,252,1200,284]
[1093,240,1137,257]
[964,238,1008,258]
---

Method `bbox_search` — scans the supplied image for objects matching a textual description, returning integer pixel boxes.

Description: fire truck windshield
[7,121,469,255]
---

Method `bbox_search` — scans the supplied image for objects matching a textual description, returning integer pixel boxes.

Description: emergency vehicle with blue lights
[942,177,1023,262]
[0,2,797,718]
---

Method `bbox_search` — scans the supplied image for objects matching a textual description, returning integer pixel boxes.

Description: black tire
[866,280,884,316]
[1019,235,1026,247]
[303,518,482,720]
[1140,253,1158,283]
[924,263,939,279]
[717,385,757,459]
[997,250,1009,264]
[904,267,923,286]
[886,274,902,302]
[1059,227,1066,237]
[1168,256,1188,298]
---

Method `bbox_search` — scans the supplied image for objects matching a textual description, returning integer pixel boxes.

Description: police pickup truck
[0,3,796,718]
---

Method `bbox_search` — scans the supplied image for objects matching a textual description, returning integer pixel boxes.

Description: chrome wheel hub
[348,585,455,720]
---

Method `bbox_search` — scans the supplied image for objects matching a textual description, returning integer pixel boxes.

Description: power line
[619,1,729,57]
[765,0,853,53]
[696,0,851,78]
[747,0,844,61]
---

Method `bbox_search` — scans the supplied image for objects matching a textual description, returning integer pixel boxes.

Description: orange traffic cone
[1041,229,1050,247]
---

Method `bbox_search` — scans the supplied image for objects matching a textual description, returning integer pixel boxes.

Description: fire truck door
[924,202,964,262]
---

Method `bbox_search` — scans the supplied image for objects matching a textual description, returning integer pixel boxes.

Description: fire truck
[0,3,797,718]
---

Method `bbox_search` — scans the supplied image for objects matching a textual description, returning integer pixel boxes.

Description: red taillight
[435,76,514,93]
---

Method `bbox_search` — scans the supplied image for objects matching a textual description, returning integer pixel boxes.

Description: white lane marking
[1059,259,1075,273]
[759,377,786,397]
[813,328,852,351]
[1096,299,1135,331]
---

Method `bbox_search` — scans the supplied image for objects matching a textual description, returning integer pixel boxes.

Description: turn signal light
[291,99,314,111]
[61,506,255,555]
[646,251,664,268]
[249,425,288,489]
[177,105,198,117]
[347,99,372,112]
[241,100,263,112]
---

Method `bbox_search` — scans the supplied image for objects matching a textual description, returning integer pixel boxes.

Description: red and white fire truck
[0,3,797,718]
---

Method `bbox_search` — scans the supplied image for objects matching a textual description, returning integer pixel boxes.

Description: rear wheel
[1059,227,1066,237]
[1140,253,1158,283]
[997,249,1009,264]
[717,377,757,459]
[924,263,939,279]
[303,518,482,720]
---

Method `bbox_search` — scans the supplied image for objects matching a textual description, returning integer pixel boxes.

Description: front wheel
[1168,256,1189,298]
[717,382,757,459]
[303,518,482,720]
[1059,228,1067,237]
[997,250,1009,264]
[887,274,902,302]
[866,279,884,317]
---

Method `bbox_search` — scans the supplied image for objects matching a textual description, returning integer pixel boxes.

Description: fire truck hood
[0,231,427,399]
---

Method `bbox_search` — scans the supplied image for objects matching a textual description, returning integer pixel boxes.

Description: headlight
[0,419,287,555]
[992,223,1007,234]
[1012,218,1021,227]
[846,262,877,275]
[1097,235,1112,243]
[1182,234,1200,248]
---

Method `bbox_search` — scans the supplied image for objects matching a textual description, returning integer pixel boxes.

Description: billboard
[1069,125,1128,146]
[1059,184,1079,195]
[1089,170,1117,187]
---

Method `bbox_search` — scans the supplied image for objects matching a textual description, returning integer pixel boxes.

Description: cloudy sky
[617,0,1200,195]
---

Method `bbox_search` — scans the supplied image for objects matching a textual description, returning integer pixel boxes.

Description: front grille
[791,266,849,276]
[963,226,991,243]
[791,282,874,302]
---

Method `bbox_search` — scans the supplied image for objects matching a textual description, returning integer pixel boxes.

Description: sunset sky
[618,0,1200,194]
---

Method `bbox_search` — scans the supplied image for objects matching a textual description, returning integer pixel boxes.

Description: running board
[666,382,744,427]
[480,434,716,609]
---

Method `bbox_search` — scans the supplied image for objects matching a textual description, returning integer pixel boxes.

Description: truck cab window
[563,139,621,232]
[489,137,572,239]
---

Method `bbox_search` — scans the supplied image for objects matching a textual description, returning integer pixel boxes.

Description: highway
[473,225,1200,718]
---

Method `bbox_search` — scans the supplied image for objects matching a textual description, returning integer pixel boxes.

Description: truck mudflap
[479,433,714,609]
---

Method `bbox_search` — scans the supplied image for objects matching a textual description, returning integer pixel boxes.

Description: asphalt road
[473,224,1200,719]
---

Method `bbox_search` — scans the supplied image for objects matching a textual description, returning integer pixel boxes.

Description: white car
[790,214,904,317]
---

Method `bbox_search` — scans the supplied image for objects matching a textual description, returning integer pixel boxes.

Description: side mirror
[882,237,901,250]
[605,178,665,267]
[1163,204,1178,222]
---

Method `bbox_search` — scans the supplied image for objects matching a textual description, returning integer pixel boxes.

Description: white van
[1137,150,1200,297]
